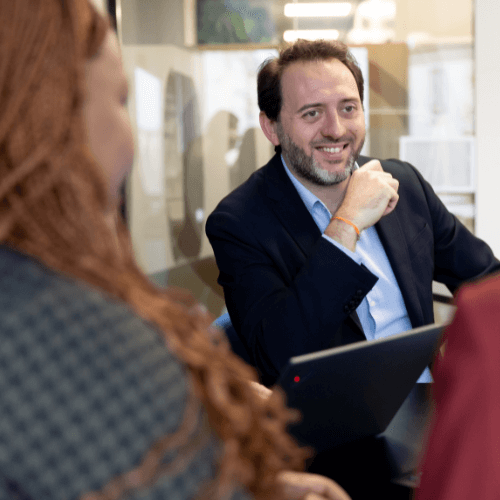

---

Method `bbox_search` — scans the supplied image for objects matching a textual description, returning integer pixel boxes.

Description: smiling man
[272,58,365,186]
[206,39,500,388]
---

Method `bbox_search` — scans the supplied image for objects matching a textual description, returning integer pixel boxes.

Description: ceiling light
[357,0,396,19]
[283,29,340,42]
[284,2,352,18]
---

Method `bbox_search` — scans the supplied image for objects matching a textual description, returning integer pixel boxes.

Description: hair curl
[0,1,308,499]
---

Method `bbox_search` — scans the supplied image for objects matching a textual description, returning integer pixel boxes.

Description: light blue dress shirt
[281,156,432,383]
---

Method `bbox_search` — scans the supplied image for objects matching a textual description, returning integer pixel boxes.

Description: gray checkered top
[0,247,250,500]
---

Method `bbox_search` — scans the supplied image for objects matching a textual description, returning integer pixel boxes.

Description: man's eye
[344,105,355,113]
[303,110,319,118]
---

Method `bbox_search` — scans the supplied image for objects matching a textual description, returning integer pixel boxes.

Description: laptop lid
[277,323,443,451]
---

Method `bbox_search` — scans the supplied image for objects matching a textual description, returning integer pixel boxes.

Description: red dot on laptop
[294,376,300,383]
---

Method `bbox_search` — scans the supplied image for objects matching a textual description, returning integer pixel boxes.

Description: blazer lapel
[375,210,425,328]
[264,155,321,256]
[263,155,365,337]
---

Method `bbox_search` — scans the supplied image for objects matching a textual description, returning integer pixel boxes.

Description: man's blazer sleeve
[206,172,377,385]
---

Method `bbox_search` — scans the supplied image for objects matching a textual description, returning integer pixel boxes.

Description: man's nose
[321,111,346,139]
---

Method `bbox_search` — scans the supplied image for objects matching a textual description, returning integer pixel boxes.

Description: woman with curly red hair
[0,1,349,499]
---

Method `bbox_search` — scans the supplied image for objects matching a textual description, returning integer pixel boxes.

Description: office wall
[475,0,500,257]
[121,0,184,45]
[395,0,471,41]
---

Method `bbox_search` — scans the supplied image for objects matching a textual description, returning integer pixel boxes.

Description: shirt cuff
[321,234,363,265]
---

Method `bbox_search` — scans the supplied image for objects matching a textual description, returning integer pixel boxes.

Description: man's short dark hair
[257,39,364,122]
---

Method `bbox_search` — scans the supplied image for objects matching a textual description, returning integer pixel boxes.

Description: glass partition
[118,0,473,317]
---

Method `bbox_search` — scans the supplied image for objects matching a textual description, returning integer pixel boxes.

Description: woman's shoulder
[0,245,186,403]
[0,246,115,315]
[0,246,220,499]
[0,246,254,500]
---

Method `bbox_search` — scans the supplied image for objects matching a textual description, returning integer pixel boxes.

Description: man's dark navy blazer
[206,154,500,386]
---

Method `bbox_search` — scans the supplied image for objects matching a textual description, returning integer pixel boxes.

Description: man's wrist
[332,216,360,240]
[324,217,359,252]
[322,233,361,264]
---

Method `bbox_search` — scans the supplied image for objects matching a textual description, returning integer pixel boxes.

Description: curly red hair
[0,1,308,499]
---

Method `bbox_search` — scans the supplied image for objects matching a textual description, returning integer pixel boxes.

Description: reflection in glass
[164,72,204,261]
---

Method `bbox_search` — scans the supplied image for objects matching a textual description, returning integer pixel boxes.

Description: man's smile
[314,141,351,161]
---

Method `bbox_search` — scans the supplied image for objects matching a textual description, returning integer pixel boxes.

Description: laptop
[277,323,443,452]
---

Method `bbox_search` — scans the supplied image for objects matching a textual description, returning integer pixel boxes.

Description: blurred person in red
[416,273,500,500]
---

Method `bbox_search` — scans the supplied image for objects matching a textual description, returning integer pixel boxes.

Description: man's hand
[249,381,273,399]
[336,160,399,232]
[324,160,399,251]
[277,471,351,500]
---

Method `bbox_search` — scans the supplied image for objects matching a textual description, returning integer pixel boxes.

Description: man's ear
[259,111,280,147]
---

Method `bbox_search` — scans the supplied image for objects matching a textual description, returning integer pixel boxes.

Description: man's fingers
[382,190,399,216]
[351,165,395,189]
[340,162,400,230]
[249,381,272,399]
[359,159,383,171]
[277,471,351,500]
[379,177,399,217]
[388,177,399,192]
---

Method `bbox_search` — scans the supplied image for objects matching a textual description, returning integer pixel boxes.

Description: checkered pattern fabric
[0,248,249,500]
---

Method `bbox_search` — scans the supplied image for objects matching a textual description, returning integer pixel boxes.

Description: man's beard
[276,122,364,186]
